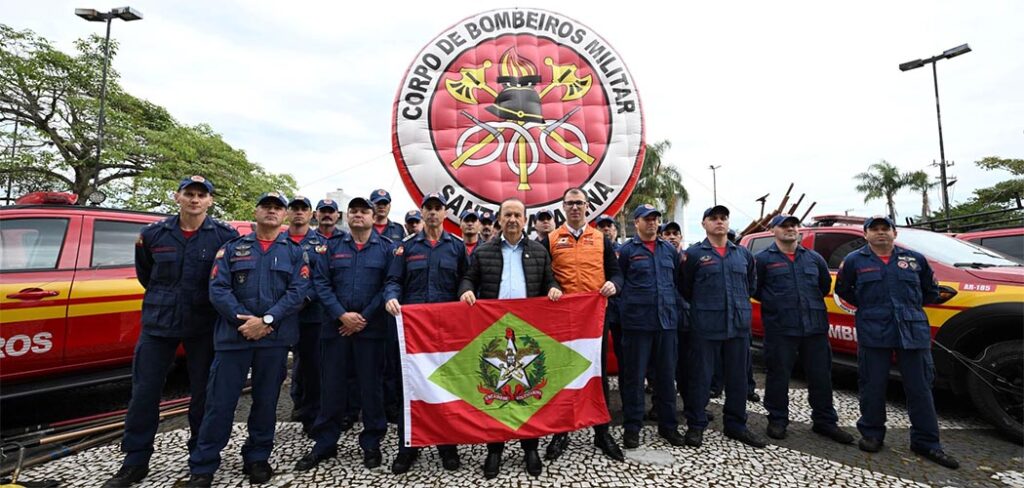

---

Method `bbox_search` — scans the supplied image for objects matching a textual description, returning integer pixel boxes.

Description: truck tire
[966,340,1023,443]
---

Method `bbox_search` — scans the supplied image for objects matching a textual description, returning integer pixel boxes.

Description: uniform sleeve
[134,231,152,289]
[384,244,406,303]
[746,250,757,297]
[752,252,767,301]
[458,245,482,296]
[266,248,312,320]
[603,237,623,292]
[680,249,699,302]
[617,244,630,294]
[208,244,251,324]
[815,253,833,297]
[834,256,858,307]
[359,241,392,322]
[314,246,346,321]
[918,254,940,305]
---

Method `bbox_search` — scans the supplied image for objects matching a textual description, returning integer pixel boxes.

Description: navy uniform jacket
[135,215,239,337]
[607,241,622,324]
[293,228,327,324]
[616,237,680,331]
[834,245,939,349]
[674,248,691,331]
[313,231,393,340]
[384,231,466,305]
[680,239,756,340]
[374,220,406,243]
[753,243,832,336]
[208,232,310,350]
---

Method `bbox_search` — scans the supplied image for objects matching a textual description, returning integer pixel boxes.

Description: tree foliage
[854,160,910,220]
[624,140,688,222]
[0,25,294,219]
[926,156,1023,230]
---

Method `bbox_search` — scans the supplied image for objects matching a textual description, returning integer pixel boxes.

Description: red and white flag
[396,292,610,447]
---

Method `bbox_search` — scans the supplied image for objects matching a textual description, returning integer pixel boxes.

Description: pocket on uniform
[141,289,176,327]
[151,251,178,281]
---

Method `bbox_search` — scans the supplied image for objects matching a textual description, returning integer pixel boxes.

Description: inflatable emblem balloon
[393,8,645,232]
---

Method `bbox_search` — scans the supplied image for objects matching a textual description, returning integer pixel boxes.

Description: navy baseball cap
[316,199,339,211]
[256,191,288,207]
[535,209,554,220]
[348,196,372,209]
[769,214,800,228]
[479,210,495,223]
[660,221,681,233]
[370,189,392,204]
[595,214,616,226]
[288,195,312,209]
[460,209,479,221]
[632,203,662,219]
[405,210,422,222]
[178,175,214,194]
[863,215,895,230]
[421,192,446,207]
[702,205,730,220]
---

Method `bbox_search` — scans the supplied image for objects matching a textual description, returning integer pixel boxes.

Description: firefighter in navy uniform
[835,216,959,469]
[370,189,405,423]
[285,196,325,434]
[460,209,482,256]
[404,209,424,236]
[616,205,687,449]
[295,196,394,471]
[370,189,407,241]
[679,205,767,449]
[384,192,467,474]
[103,176,238,488]
[185,192,310,487]
[754,215,853,444]
[595,214,624,364]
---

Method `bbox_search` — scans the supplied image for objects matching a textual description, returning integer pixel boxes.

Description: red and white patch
[209,264,218,280]
[897,261,909,269]
[300,265,310,280]
[393,8,644,231]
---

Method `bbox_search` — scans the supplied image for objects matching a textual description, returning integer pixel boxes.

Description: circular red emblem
[393,8,644,231]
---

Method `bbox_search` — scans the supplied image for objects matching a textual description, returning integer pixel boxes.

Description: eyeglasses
[563,200,587,207]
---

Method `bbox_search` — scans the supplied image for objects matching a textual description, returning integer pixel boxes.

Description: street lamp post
[899,43,971,225]
[74,7,142,201]
[708,165,721,205]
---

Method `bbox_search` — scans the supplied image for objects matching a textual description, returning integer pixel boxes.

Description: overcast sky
[9,0,1023,238]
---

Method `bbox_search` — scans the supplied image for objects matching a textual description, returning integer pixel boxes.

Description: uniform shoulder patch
[395,246,405,256]
[135,234,144,247]
[215,248,225,259]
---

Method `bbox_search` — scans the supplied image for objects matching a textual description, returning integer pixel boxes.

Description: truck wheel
[967,340,1023,443]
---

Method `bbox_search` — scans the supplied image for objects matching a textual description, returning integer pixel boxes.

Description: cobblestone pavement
[12,361,1024,488]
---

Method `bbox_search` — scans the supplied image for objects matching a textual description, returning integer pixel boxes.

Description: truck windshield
[896,228,1022,267]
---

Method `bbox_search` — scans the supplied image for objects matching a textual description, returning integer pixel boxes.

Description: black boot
[101,465,149,488]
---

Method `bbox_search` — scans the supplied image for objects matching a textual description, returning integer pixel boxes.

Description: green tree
[854,160,910,219]
[925,156,1023,231]
[623,140,688,223]
[905,170,936,219]
[0,25,294,219]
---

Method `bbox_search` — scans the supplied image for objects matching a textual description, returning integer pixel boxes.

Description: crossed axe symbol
[446,57,595,181]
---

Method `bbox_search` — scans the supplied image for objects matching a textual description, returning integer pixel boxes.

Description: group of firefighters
[101,175,959,487]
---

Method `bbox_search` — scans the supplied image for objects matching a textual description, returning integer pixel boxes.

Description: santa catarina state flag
[396,292,610,447]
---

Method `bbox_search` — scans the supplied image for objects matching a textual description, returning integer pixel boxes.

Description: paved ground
[8,358,1024,487]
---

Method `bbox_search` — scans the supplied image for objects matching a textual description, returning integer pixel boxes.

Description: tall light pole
[708,165,721,205]
[75,6,142,201]
[899,43,971,225]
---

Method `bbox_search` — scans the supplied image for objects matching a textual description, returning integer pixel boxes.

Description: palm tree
[624,140,689,223]
[854,160,909,220]
[905,170,936,219]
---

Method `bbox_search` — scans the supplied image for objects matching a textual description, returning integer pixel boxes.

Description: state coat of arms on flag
[396,292,610,446]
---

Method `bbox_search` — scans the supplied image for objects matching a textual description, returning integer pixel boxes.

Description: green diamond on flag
[428,312,592,430]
